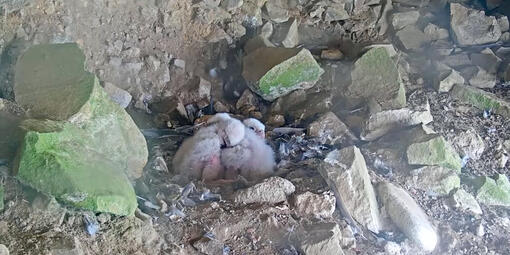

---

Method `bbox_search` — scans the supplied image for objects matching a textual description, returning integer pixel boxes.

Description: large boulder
[242,47,324,101]
[450,3,502,46]
[319,146,382,233]
[14,43,148,180]
[17,126,137,216]
[13,43,147,215]
[345,47,406,110]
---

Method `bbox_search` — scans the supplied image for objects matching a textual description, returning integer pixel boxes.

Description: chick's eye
[249,127,255,130]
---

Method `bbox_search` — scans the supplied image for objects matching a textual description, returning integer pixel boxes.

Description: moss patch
[475,174,510,207]
[451,84,510,117]
[406,136,462,172]
[17,129,137,216]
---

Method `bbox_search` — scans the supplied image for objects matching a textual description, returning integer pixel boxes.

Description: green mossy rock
[242,47,324,101]
[17,129,137,216]
[14,43,148,180]
[406,136,462,172]
[13,43,147,215]
[450,84,510,118]
[474,174,510,207]
[347,47,406,110]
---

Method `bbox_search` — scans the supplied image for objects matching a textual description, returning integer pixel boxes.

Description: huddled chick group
[172,113,276,183]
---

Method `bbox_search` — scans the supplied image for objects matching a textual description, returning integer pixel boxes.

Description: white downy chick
[173,113,245,182]
[243,118,265,139]
[221,118,275,181]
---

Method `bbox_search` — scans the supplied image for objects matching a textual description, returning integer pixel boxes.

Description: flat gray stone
[360,102,433,141]
[291,191,336,218]
[396,26,429,51]
[308,112,358,145]
[233,176,295,204]
[392,11,420,30]
[450,3,502,46]
[298,223,345,255]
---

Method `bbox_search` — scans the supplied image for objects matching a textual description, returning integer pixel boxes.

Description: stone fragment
[291,191,336,218]
[396,26,429,51]
[0,244,8,255]
[14,43,148,181]
[450,129,485,160]
[473,174,510,207]
[324,4,349,22]
[460,66,497,89]
[360,102,433,141]
[226,22,246,38]
[450,84,510,118]
[321,49,344,60]
[273,91,332,122]
[392,11,420,30]
[236,89,258,114]
[406,135,462,172]
[221,0,243,11]
[177,76,212,109]
[260,21,273,38]
[282,18,299,48]
[384,241,401,255]
[298,223,345,255]
[377,182,438,252]
[407,166,460,196]
[233,177,295,204]
[424,24,449,41]
[346,47,405,110]
[449,189,482,215]
[497,153,509,168]
[265,0,289,23]
[267,114,285,127]
[307,112,358,146]
[441,53,471,68]
[498,16,509,32]
[241,0,264,27]
[450,3,502,46]
[435,66,465,92]
[470,48,502,74]
[244,36,275,53]
[193,236,225,255]
[104,82,132,108]
[242,47,324,101]
[319,146,382,233]
[213,100,231,113]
